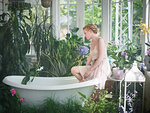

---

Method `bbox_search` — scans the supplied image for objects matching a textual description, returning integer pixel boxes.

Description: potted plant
[107,41,142,80]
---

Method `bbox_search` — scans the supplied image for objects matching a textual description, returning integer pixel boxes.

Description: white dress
[77,40,111,89]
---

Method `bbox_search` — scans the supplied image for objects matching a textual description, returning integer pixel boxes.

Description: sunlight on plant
[139,21,150,35]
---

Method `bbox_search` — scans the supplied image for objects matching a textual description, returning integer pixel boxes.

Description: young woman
[71,24,111,89]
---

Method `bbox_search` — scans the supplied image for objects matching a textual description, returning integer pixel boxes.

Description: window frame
[52,0,110,42]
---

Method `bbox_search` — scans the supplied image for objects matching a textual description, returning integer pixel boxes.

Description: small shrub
[79,90,118,113]
[22,98,83,113]
[0,83,22,113]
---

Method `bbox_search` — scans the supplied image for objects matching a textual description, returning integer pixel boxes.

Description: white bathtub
[2,75,99,107]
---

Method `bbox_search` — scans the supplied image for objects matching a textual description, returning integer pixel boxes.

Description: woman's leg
[71,66,84,82]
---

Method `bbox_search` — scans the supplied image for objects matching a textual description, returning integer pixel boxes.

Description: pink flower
[110,41,115,45]
[134,90,138,94]
[121,52,127,56]
[20,97,25,102]
[11,88,16,96]
[147,49,150,56]
[138,46,142,49]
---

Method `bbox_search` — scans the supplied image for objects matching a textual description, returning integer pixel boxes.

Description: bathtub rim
[2,75,99,90]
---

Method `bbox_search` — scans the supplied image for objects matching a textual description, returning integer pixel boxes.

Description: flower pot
[144,55,150,71]
[112,68,125,80]
[41,0,51,8]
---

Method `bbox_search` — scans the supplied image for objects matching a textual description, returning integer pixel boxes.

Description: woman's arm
[90,38,105,71]
[84,38,105,78]
[86,53,92,66]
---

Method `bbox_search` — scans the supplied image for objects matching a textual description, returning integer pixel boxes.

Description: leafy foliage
[32,15,53,61]
[41,98,82,113]
[0,7,32,82]
[39,27,88,77]
[0,84,21,113]
[107,41,142,70]
[79,90,118,113]
[21,64,40,85]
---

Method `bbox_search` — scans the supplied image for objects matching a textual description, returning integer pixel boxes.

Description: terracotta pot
[144,55,150,71]
[41,0,51,8]
[112,68,125,80]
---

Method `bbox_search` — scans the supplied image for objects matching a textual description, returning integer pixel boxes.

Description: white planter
[112,68,125,80]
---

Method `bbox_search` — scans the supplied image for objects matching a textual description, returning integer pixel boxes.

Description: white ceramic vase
[112,68,125,80]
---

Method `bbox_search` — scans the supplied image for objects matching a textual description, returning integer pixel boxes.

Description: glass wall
[59,0,102,40]
[60,0,77,40]
[85,0,102,33]
[111,0,143,44]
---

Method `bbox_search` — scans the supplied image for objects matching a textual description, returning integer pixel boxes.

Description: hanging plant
[41,0,51,8]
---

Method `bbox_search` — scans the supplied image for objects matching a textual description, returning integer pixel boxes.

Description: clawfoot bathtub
[3,75,99,106]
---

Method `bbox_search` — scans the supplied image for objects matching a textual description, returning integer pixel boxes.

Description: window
[85,0,102,32]
[60,0,77,40]
[111,0,143,44]
[0,0,8,25]
[25,1,51,56]
[59,0,102,40]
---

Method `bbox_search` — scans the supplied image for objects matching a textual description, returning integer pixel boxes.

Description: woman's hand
[84,69,91,79]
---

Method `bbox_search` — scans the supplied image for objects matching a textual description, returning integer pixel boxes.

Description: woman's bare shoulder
[98,38,105,43]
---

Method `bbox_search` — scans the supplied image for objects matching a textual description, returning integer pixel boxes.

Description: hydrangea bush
[78,46,89,56]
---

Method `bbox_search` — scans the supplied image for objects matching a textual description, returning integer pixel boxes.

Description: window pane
[60,5,68,16]
[60,23,67,40]
[60,0,67,4]
[85,5,93,24]
[60,4,77,40]
[94,5,102,29]
[85,0,92,4]
[111,0,143,44]
[85,4,102,26]
[112,0,128,3]
[60,5,68,40]
[132,0,143,42]
[111,1,129,42]
[111,2,116,41]
[69,5,77,30]
[69,0,77,4]
[93,0,102,4]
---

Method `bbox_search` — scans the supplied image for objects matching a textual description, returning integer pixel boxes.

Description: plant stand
[108,76,124,107]
[123,62,145,113]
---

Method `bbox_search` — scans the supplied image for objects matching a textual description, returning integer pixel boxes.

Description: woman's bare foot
[79,79,84,82]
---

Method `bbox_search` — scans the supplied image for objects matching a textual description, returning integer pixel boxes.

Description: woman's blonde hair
[83,24,99,34]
